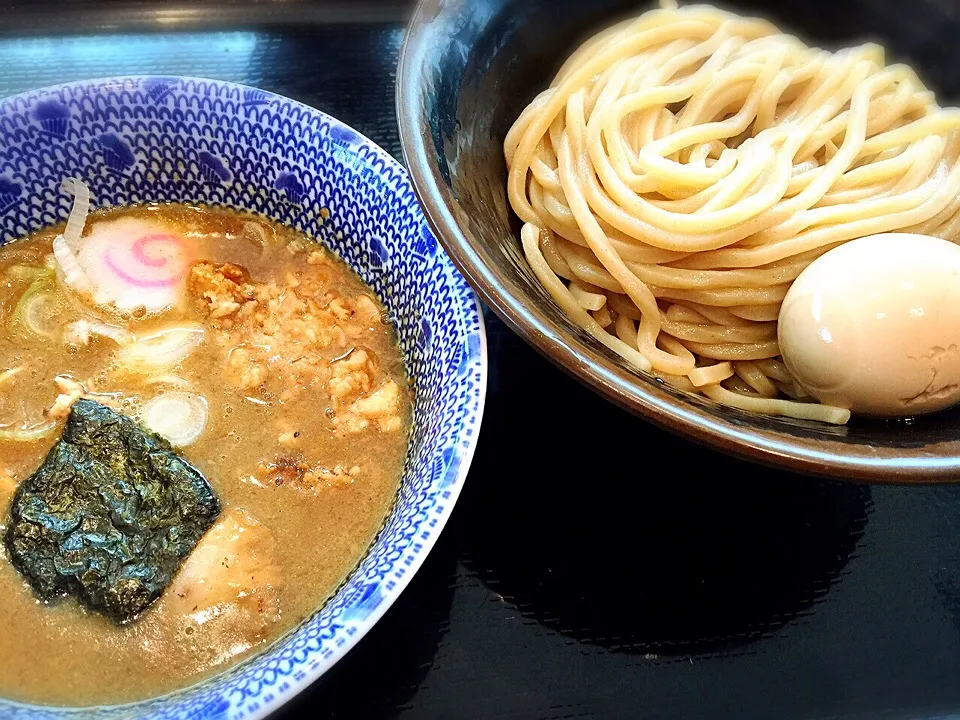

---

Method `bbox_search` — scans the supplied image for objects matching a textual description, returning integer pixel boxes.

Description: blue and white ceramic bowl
[0,77,486,719]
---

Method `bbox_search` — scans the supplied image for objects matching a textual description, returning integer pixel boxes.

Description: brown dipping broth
[0,204,409,705]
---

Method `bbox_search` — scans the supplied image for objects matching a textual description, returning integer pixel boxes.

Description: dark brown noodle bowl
[398,0,960,483]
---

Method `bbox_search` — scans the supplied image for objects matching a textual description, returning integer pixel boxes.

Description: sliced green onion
[64,320,134,347]
[0,367,22,386]
[5,265,54,283]
[118,323,204,370]
[12,277,59,340]
[0,421,57,442]
[142,392,208,447]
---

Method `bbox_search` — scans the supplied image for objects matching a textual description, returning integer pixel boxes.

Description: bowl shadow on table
[460,320,873,656]
[275,536,459,719]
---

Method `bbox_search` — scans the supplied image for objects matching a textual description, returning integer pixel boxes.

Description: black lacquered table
[4,3,960,718]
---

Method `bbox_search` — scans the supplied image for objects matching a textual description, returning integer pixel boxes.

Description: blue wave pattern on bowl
[0,77,485,720]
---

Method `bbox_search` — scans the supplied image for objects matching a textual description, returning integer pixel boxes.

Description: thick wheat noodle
[505,2,960,424]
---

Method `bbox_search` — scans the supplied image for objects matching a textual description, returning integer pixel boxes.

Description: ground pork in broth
[0,204,410,706]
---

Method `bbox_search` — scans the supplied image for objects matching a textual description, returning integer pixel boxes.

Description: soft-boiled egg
[778,233,960,417]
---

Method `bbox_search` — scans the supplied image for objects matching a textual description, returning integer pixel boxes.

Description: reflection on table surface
[4,18,960,720]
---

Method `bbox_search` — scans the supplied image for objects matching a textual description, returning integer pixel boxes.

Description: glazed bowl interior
[398,0,960,484]
[0,77,485,719]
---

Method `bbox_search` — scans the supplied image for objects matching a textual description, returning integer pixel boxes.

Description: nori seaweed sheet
[4,399,220,623]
